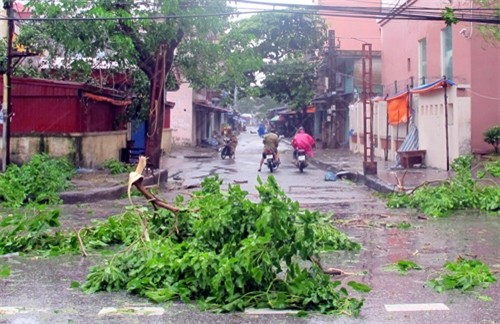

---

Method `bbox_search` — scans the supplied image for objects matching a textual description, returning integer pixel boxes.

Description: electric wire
[4,3,500,24]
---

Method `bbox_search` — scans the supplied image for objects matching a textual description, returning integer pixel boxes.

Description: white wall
[417,87,471,169]
[168,83,194,146]
[349,86,471,169]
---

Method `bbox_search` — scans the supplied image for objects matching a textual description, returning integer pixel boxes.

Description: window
[418,38,427,85]
[441,27,453,80]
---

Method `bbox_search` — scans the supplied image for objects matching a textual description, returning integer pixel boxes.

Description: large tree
[17,0,233,168]
[214,11,327,111]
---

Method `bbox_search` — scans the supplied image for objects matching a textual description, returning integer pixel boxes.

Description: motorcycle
[264,148,280,172]
[294,149,308,172]
[220,137,234,159]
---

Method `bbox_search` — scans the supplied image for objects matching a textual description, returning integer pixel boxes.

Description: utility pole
[2,0,13,172]
[361,43,377,175]
[327,30,336,149]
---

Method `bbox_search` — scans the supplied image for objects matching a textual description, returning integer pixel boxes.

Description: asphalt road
[0,128,498,323]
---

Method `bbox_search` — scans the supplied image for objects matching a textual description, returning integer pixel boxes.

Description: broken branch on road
[128,156,180,213]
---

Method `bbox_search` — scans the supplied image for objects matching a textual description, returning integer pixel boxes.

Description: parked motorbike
[294,149,308,172]
[220,137,234,159]
[264,148,280,172]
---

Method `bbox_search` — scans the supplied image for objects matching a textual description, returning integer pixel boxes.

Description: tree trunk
[144,45,168,169]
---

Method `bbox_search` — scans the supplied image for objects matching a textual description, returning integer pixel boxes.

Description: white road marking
[244,308,299,315]
[98,307,164,316]
[385,303,449,312]
[0,307,47,315]
[0,307,25,315]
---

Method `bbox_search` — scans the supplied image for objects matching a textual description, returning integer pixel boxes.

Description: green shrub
[102,159,133,174]
[0,153,74,207]
[483,125,500,153]
[387,155,500,216]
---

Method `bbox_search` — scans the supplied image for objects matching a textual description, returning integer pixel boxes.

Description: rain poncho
[291,130,315,157]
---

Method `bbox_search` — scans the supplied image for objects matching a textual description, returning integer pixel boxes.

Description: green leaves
[482,125,500,153]
[427,258,497,293]
[0,207,71,255]
[347,281,372,293]
[386,155,500,216]
[79,176,364,315]
[0,174,364,315]
[385,260,422,275]
[442,7,459,26]
[0,264,11,278]
[0,153,74,208]
[101,159,133,174]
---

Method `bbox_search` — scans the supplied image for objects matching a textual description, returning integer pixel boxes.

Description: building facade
[349,0,499,169]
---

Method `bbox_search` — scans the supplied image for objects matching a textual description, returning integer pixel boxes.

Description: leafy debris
[428,257,496,293]
[0,175,366,316]
[387,155,500,216]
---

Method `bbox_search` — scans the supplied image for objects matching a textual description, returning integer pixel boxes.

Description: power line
[3,4,500,24]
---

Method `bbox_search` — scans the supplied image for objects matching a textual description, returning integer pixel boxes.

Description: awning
[194,100,231,113]
[410,78,455,94]
[83,92,131,106]
[270,115,285,122]
[306,106,316,113]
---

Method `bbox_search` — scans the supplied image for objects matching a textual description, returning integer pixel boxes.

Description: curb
[60,169,169,204]
[283,138,396,193]
[306,152,396,194]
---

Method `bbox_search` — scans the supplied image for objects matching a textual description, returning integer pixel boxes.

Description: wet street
[0,129,499,323]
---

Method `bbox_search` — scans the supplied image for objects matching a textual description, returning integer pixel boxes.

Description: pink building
[314,0,382,147]
[379,0,500,160]
[349,0,499,169]
[319,0,381,51]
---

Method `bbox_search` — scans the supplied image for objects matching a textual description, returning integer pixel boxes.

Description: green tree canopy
[218,11,327,110]
[16,0,233,110]
[235,96,280,117]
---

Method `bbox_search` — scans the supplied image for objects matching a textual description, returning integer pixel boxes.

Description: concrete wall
[168,83,195,147]
[349,101,407,163]
[161,128,173,155]
[416,87,471,169]
[3,131,126,168]
[80,131,127,168]
[349,85,472,169]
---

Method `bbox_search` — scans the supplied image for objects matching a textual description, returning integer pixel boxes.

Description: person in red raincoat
[291,127,315,161]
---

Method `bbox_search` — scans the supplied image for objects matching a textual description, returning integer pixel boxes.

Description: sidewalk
[285,141,451,193]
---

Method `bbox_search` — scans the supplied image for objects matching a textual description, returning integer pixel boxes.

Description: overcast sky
[233,0,316,12]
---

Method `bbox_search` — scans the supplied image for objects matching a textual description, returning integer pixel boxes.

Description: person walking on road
[257,123,266,138]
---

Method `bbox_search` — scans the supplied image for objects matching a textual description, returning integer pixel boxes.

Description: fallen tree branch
[133,179,180,212]
[408,179,449,194]
[181,191,195,198]
[76,228,88,257]
[128,156,180,213]
[309,255,359,276]
[393,169,408,192]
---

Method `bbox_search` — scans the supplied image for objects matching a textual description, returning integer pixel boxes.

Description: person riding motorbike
[291,127,315,162]
[223,127,238,159]
[258,131,280,172]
